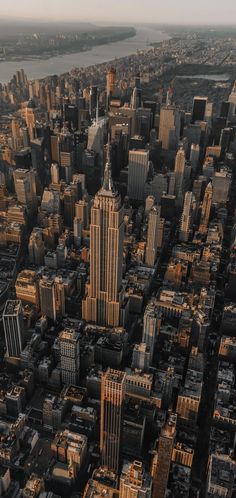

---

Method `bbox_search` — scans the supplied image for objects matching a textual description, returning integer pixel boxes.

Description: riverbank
[0,27,136,63]
[0,27,170,83]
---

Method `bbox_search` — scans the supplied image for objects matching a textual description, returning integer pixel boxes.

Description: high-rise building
[142,303,159,361]
[193,176,206,206]
[39,276,56,321]
[179,191,196,242]
[145,205,161,267]
[60,151,73,183]
[206,453,236,498]
[200,182,213,231]
[25,99,36,140]
[158,106,180,150]
[13,168,37,212]
[100,369,126,473]
[59,328,80,385]
[89,85,98,119]
[74,217,83,248]
[28,228,45,265]
[3,300,25,359]
[190,143,200,171]
[152,413,177,498]
[192,96,208,123]
[145,195,155,214]
[15,270,40,308]
[174,148,186,199]
[107,68,116,102]
[63,186,77,227]
[11,118,21,150]
[120,461,152,498]
[51,163,60,184]
[87,118,105,157]
[82,145,124,327]
[41,188,61,214]
[128,150,150,201]
[132,343,151,371]
[212,170,231,204]
[75,199,90,229]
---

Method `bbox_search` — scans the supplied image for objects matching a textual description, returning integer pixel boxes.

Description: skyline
[0,9,236,498]
[2,0,236,25]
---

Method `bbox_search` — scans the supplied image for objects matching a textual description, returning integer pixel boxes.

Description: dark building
[192,97,207,123]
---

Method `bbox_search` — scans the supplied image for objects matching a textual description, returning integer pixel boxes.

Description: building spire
[102,135,114,191]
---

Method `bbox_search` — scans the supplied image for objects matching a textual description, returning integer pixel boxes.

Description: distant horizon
[1,0,236,26]
[1,16,236,28]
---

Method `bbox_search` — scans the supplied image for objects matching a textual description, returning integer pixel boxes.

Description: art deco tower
[82,143,124,327]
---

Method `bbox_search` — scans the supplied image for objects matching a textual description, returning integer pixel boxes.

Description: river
[0,26,170,84]
[177,74,230,81]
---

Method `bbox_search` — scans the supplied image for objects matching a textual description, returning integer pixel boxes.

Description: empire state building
[82,144,124,327]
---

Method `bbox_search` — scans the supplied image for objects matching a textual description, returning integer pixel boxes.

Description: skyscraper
[13,168,37,212]
[75,199,90,229]
[200,182,213,231]
[179,191,196,242]
[59,328,80,385]
[192,96,208,123]
[190,143,200,171]
[11,118,21,150]
[142,303,159,361]
[107,67,116,103]
[158,106,180,150]
[25,99,36,141]
[152,413,177,498]
[145,205,161,267]
[174,148,186,199]
[3,300,25,359]
[39,276,56,321]
[28,228,45,266]
[128,150,150,201]
[82,144,124,327]
[212,170,231,204]
[100,368,126,473]
[51,163,60,184]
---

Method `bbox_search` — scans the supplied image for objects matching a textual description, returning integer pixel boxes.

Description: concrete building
[179,191,196,242]
[158,106,180,150]
[152,413,177,498]
[59,328,80,385]
[128,150,150,201]
[13,168,37,212]
[206,453,236,498]
[142,303,159,361]
[120,461,152,498]
[132,343,151,371]
[3,300,24,359]
[15,270,40,308]
[100,369,126,473]
[145,205,161,267]
[174,148,186,200]
[51,429,87,473]
[200,182,213,232]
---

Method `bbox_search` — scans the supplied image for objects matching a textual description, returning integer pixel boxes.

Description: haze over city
[2,0,236,24]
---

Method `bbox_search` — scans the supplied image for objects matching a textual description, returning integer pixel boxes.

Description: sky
[1,0,236,25]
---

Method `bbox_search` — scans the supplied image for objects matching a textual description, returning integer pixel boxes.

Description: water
[177,74,230,81]
[0,26,170,84]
